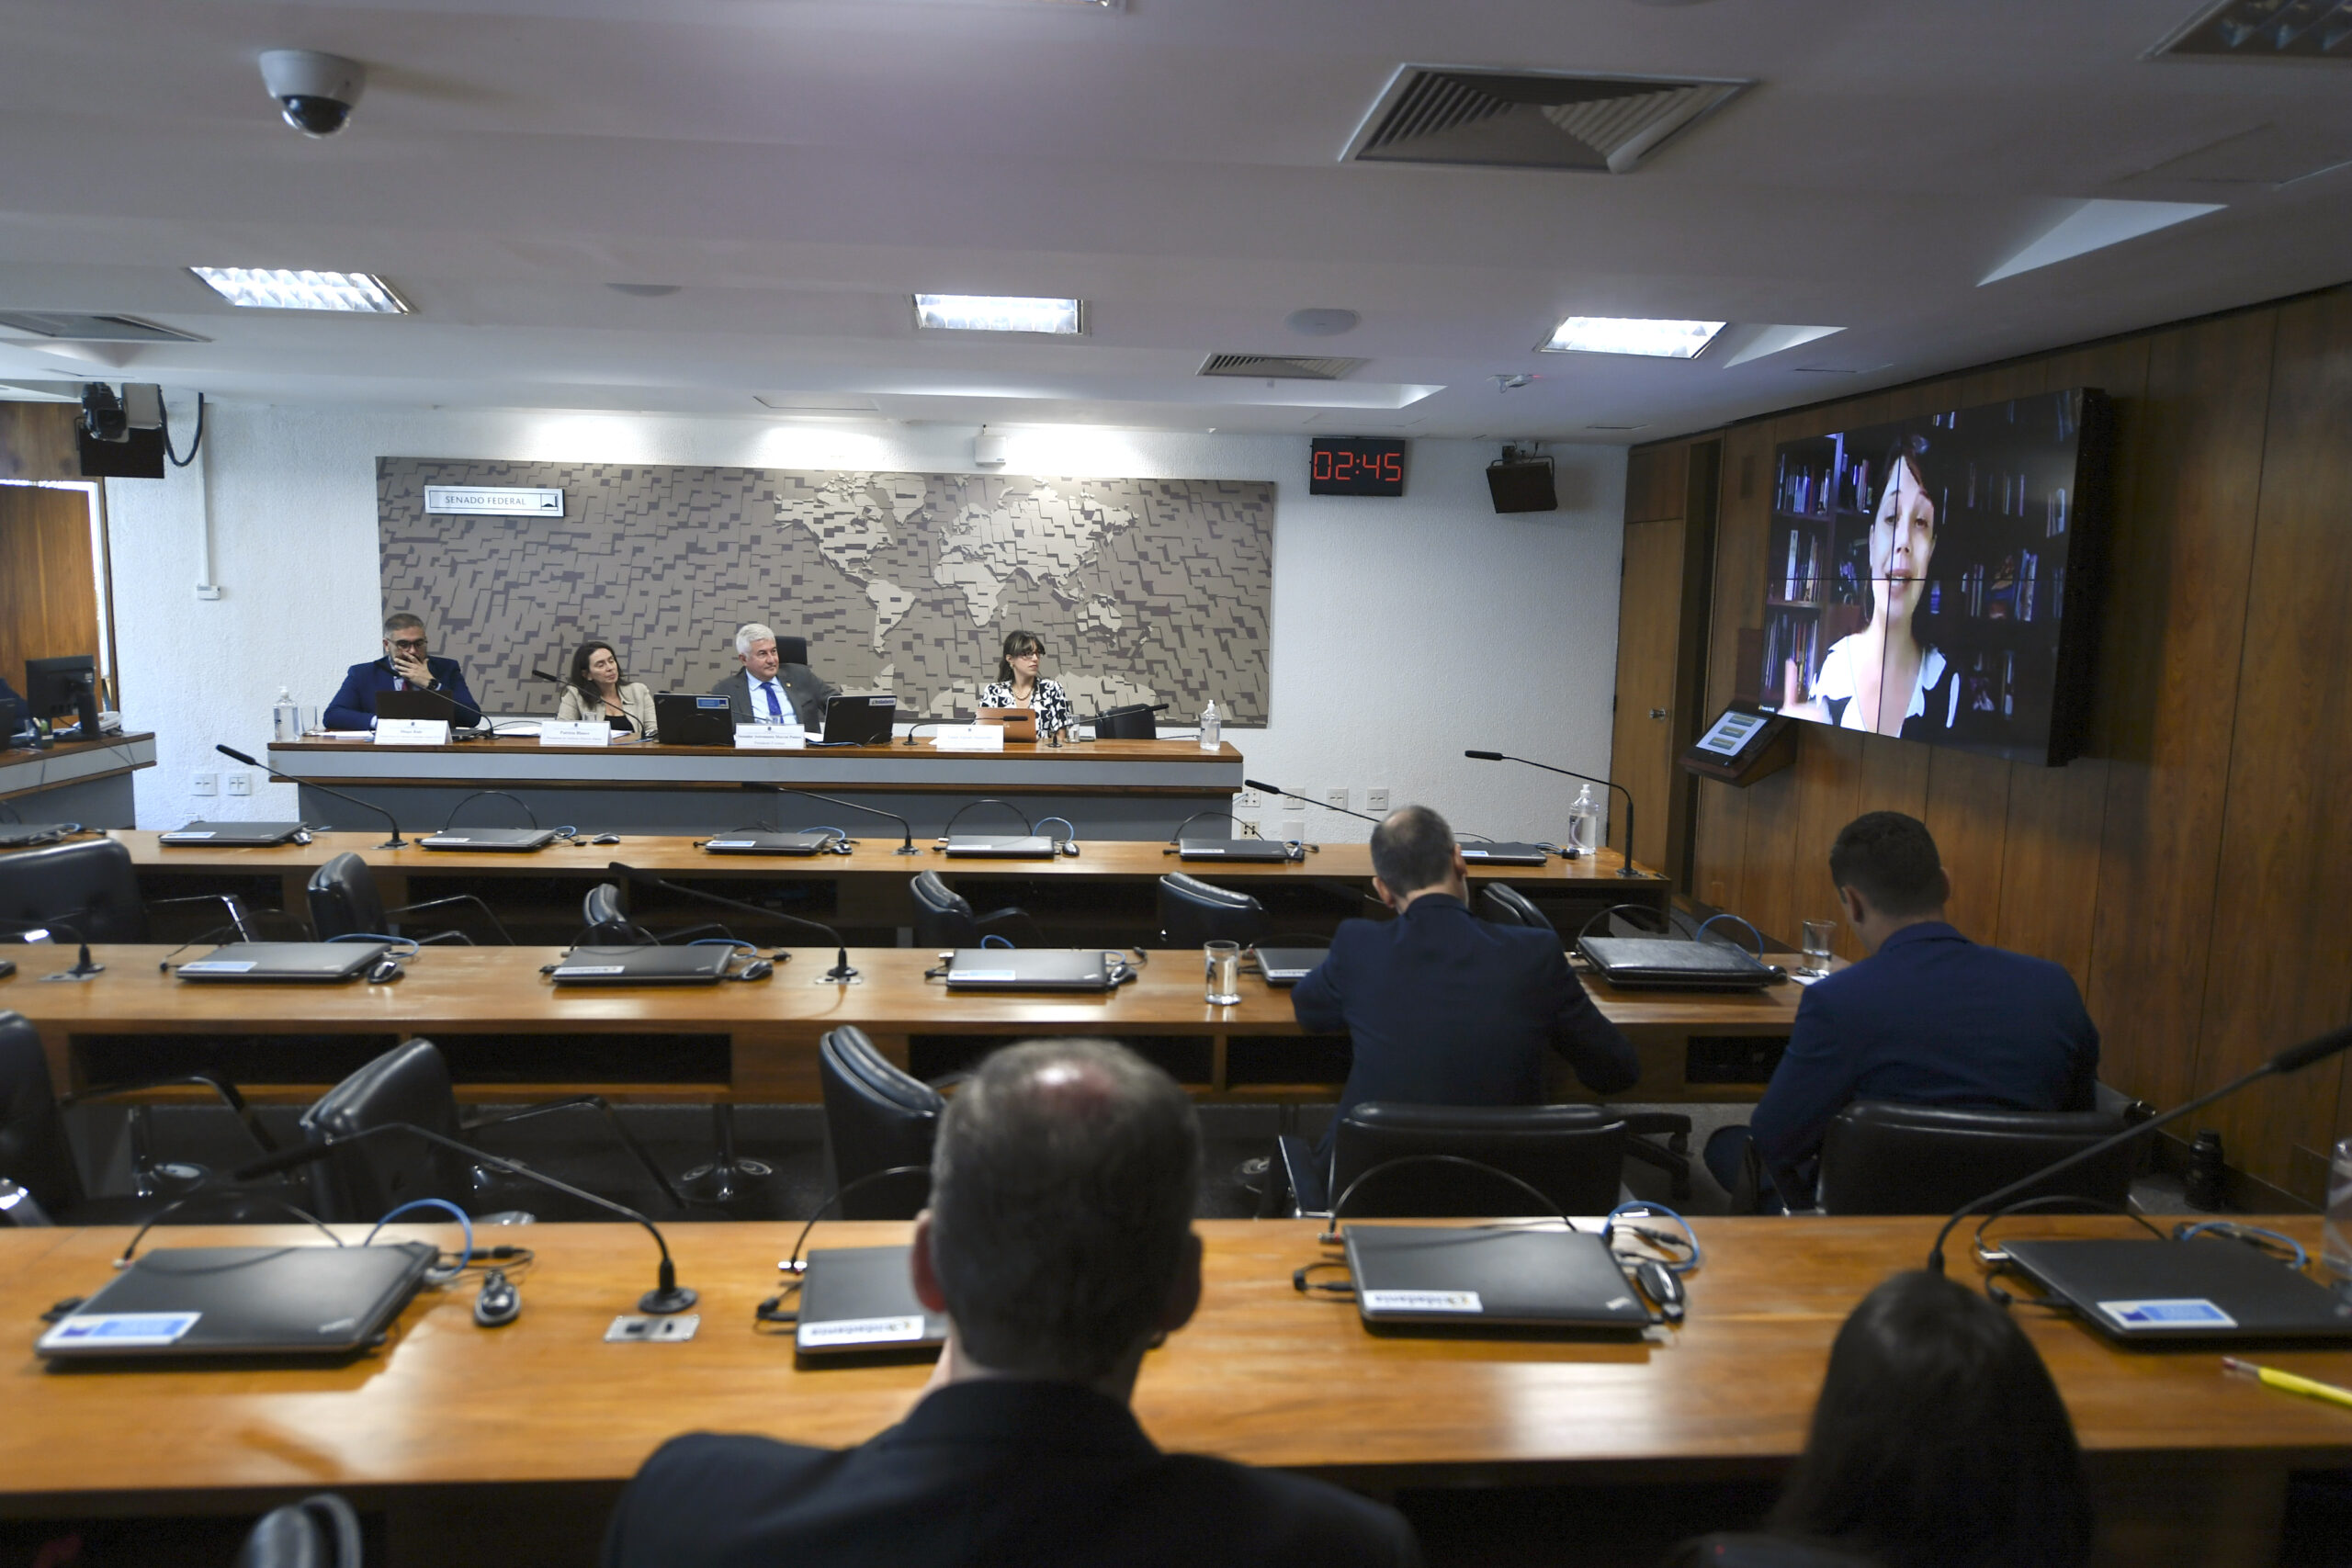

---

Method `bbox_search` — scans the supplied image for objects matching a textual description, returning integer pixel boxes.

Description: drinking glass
[300,705,322,736]
[1204,940,1242,1006]
[1799,919,1838,978]
[2325,1136,2352,1285]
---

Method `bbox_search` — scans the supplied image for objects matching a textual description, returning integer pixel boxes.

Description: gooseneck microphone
[1244,778,1385,829]
[0,916,102,978]
[1464,750,1643,878]
[232,1121,697,1314]
[609,862,861,983]
[1925,1023,2352,1275]
[218,744,408,850]
[741,781,918,855]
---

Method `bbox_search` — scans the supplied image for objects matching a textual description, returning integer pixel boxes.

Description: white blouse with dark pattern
[979,678,1075,739]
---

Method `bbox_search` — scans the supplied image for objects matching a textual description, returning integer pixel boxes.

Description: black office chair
[818,1026,942,1220]
[0,836,258,943]
[1277,1102,1631,1218]
[910,870,1030,948]
[1156,873,1269,949]
[306,852,513,945]
[237,1494,363,1568]
[1811,1100,2133,1216]
[580,883,652,944]
[776,636,809,666]
[297,1038,684,1222]
[1478,883,1552,931]
[0,1009,283,1224]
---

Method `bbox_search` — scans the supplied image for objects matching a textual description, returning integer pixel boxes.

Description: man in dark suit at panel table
[322,611,482,730]
[604,1038,1418,1568]
[1702,810,2101,1210]
[709,621,838,730]
[1290,804,1641,1175]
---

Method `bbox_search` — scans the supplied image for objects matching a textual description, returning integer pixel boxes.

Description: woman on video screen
[1781,434,1959,739]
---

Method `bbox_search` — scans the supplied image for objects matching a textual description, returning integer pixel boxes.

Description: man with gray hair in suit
[710,621,838,730]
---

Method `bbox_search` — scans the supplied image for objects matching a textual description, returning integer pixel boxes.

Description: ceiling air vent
[1198,354,1365,380]
[1342,65,1750,173]
[2152,0,2352,61]
[0,312,209,343]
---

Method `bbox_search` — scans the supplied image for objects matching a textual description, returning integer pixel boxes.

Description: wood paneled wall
[1658,283,2352,1201]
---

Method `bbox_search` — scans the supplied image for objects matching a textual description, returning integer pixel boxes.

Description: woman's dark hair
[1859,433,1936,631]
[1771,1270,2093,1568]
[996,629,1045,685]
[569,639,624,702]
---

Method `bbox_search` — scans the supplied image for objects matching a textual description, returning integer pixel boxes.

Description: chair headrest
[1343,1101,1623,1135]
[1833,1100,2125,1138]
[1161,871,1259,910]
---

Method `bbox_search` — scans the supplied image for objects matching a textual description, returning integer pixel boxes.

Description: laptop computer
[1178,837,1297,863]
[940,949,1130,991]
[1345,1224,1656,1334]
[702,830,839,856]
[943,835,1061,858]
[1458,842,1555,866]
[820,694,899,746]
[159,820,313,848]
[175,942,394,982]
[1997,1236,2352,1343]
[1577,936,1779,991]
[545,944,740,986]
[1251,946,1329,986]
[418,827,568,852]
[655,693,736,748]
[0,823,82,849]
[373,688,471,727]
[37,1242,435,1361]
[794,1245,948,1359]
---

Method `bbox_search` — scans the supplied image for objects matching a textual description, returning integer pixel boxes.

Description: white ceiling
[2,0,2348,442]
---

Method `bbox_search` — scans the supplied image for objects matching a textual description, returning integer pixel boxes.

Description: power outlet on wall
[225,773,252,796]
[1325,788,1349,811]
[191,772,218,796]
[1365,788,1389,811]
[1236,787,1261,809]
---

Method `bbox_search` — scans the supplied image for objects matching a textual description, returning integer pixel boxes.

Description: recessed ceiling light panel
[912,294,1083,334]
[1539,316,1725,357]
[189,267,408,313]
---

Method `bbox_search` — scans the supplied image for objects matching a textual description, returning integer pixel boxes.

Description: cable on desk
[365,1198,474,1281]
[119,1192,344,1266]
[1603,1201,1702,1275]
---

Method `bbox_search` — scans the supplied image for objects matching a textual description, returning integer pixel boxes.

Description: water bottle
[1199,699,1220,751]
[272,685,300,742]
[1566,784,1600,858]
[2325,1137,2352,1285]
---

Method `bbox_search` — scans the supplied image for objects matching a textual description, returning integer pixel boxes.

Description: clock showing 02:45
[1310,437,1408,497]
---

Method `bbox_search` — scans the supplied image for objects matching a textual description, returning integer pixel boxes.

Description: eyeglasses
[390,638,427,651]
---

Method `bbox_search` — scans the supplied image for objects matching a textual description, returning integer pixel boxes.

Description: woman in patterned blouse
[978,629,1074,740]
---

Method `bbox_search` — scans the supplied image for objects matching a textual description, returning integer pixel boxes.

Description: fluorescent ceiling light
[189,267,408,313]
[1539,316,1724,358]
[913,294,1082,334]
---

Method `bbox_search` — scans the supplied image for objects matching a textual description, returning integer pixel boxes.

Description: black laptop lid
[1179,838,1295,862]
[702,830,834,856]
[546,944,737,985]
[159,821,311,847]
[1252,946,1328,985]
[821,694,898,746]
[1577,937,1777,991]
[373,689,458,724]
[943,835,1059,858]
[656,694,736,747]
[419,828,564,852]
[1458,842,1555,865]
[1345,1225,1654,1331]
[38,1242,435,1359]
[176,942,392,982]
[795,1246,947,1358]
[2002,1237,2352,1342]
[942,950,1118,989]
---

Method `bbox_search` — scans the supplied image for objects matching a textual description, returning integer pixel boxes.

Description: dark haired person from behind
[1292,805,1638,1172]
[1682,1270,2093,1568]
[1703,811,2098,1207]
[603,1039,1418,1568]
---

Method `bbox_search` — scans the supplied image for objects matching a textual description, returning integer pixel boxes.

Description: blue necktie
[762,681,784,721]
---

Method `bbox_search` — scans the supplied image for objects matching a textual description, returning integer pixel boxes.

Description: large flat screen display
[1753,389,2110,766]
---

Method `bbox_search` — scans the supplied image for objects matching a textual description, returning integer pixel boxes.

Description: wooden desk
[0,731,153,826]
[266,735,1245,840]
[0,943,1798,1105]
[1,1216,2342,1568]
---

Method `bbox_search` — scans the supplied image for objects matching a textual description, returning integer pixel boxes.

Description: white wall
[105,403,1626,842]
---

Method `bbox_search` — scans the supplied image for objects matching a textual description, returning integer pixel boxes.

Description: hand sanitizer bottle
[273,685,301,743]
[1567,784,1600,858]
[1199,700,1221,751]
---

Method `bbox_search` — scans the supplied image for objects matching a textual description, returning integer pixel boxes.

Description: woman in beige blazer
[557,639,658,739]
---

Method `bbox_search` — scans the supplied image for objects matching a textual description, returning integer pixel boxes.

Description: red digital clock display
[1310,437,1408,497]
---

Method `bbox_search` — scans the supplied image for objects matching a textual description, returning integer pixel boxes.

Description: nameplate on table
[798,1314,929,1348]
[1358,1290,1484,1314]
[930,723,1005,752]
[374,718,450,746]
[735,726,806,750]
[538,720,612,748]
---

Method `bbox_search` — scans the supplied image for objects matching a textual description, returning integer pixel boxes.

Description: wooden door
[1611,517,1686,871]
[0,483,101,703]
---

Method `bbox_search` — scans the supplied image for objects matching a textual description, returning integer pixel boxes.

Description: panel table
[0,1216,2339,1568]
[0,731,153,828]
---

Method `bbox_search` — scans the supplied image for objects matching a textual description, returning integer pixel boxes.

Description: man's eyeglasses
[390,638,428,652]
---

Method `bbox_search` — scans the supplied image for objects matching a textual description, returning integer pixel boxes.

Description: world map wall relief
[376,459,1274,724]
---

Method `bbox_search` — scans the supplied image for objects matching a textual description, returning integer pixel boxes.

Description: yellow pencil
[2223,1356,2352,1411]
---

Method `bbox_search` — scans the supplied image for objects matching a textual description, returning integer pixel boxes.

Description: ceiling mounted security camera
[258,50,367,138]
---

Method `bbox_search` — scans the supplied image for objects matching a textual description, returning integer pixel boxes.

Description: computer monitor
[26,655,98,720]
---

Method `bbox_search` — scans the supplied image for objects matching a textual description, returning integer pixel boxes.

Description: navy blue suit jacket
[1748,921,2100,1186]
[1292,895,1639,1134]
[603,1380,1419,1568]
[323,655,481,730]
